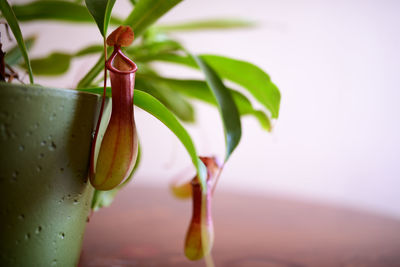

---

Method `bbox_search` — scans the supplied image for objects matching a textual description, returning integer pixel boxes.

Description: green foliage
[136,75,271,131]
[0,0,34,83]
[4,36,36,66]
[30,52,71,76]
[124,0,183,36]
[155,18,255,32]
[11,0,122,25]
[202,55,281,118]
[85,0,116,37]
[192,55,242,160]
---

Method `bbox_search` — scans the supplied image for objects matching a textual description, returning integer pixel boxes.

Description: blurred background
[8,0,400,218]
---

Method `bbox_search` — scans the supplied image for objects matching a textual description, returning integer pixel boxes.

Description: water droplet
[47,135,52,140]
[18,214,25,220]
[39,153,45,159]
[15,240,20,245]
[73,199,79,205]
[40,140,47,146]
[18,145,25,151]
[59,232,65,239]
[49,142,56,151]
[11,171,18,182]
[36,166,42,172]
[35,226,42,234]
[26,130,33,137]
[60,168,64,172]
[25,233,31,240]
[51,259,57,266]
[50,113,56,121]
[33,123,39,129]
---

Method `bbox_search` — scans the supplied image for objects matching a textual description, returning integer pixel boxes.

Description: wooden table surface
[79,186,400,267]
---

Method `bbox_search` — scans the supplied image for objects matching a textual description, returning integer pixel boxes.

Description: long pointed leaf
[192,55,241,160]
[85,0,116,37]
[155,18,255,32]
[136,52,281,118]
[0,0,34,84]
[4,36,36,66]
[202,55,281,118]
[11,0,122,25]
[29,52,71,76]
[136,75,271,131]
[124,0,183,37]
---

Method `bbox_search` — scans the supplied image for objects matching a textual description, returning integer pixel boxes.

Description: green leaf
[74,44,103,57]
[80,87,207,190]
[137,52,281,118]
[134,90,206,187]
[155,18,255,32]
[124,0,183,37]
[127,40,182,58]
[4,36,36,66]
[0,0,34,84]
[12,0,94,23]
[202,55,281,118]
[85,0,116,37]
[135,78,195,122]
[192,55,242,160]
[29,53,71,76]
[11,0,122,25]
[91,143,142,211]
[137,75,271,131]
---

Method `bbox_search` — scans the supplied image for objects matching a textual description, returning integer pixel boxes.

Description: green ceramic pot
[0,83,101,267]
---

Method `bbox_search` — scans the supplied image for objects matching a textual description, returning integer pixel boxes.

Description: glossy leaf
[156,18,255,32]
[11,0,122,25]
[4,36,36,66]
[202,54,281,118]
[74,44,103,57]
[124,0,183,37]
[136,52,281,118]
[29,52,71,76]
[0,0,34,84]
[79,87,207,189]
[135,78,195,122]
[137,75,271,131]
[192,55,241,160]
[85,0,116,37]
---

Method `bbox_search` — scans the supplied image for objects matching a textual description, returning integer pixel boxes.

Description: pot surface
[0,83,101,267]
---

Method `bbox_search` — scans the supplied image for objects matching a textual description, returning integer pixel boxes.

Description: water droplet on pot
[73,199,79,205]
[18,145,25,151]
[18,214,25,220]
[11,171,18,182]
[60,168,64,172]
[25,233,31,240]
[39,153,45,159]
[40,140,47,146]
[49,113,56,121]
[59,232,65,239]
[36,166,42,172]
[49,142,56,151]
[51,259,57,266]
[35,226,42,234]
